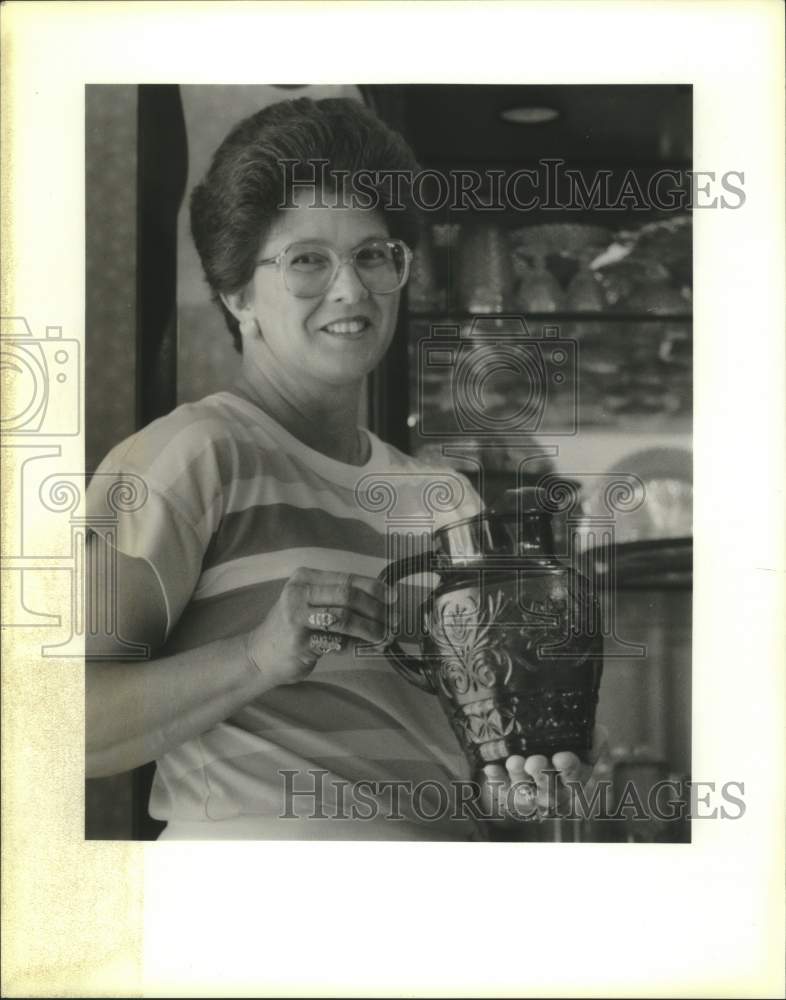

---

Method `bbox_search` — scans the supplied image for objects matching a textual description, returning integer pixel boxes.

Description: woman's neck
[232,364,369,466]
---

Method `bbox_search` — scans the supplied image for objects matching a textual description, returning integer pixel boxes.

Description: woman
[86,97,594,840]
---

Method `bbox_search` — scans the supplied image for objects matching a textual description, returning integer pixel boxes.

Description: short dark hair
[190,96,423,352]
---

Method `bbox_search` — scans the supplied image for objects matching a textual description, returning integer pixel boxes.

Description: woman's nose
[327,260,369,303]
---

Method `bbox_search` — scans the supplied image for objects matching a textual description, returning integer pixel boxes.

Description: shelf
[408,311,692,323]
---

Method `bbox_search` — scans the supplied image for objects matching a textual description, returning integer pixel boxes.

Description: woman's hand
[480,725,609,822]
[245,567,397,687]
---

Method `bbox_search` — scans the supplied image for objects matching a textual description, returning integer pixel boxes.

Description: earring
[239,317,261,339]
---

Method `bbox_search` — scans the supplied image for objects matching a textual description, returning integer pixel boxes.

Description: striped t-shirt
[89,391,486,840]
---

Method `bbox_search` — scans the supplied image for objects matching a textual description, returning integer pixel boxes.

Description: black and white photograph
[2,3,783,997]
[84,83,695,845]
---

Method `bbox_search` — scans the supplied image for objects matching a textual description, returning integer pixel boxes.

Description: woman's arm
[85,547,279,778]
[86,640,278,779]
[85,545,393,778]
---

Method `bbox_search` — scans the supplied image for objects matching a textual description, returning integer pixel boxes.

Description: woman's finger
[552,750,592,787]
[523,754,550,785]
[484,764,507,779]
[505,756,538,818]
[293,568,396,607]
[524,754,558,811]
[300,605,386,644]
[304,582,392,626]
[481,764,508,816]
[305,583,395,622]
[505,754,528,782]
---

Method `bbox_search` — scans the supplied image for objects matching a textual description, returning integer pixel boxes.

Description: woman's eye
[356,246,391,268]
[289,252,331,271]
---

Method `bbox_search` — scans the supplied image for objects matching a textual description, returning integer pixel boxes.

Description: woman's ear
[221,290,261,342]
[220,289,249,324]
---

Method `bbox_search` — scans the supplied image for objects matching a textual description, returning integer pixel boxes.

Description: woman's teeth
[322,319,369,335]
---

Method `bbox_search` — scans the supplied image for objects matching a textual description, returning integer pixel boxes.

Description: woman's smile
[318,314,374,339]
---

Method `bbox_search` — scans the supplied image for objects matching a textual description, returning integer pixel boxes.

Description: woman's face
[235,190,401,388]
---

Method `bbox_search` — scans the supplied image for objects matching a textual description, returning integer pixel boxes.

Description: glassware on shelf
[596,216,692,307]
[407,226,445,313]
[619,275,691,315]
[626,214,692,287]
[595,261,641,307]
[558,225,610,311]
[599,259,691,322]
[509,223,612,313]
[509,225,563,313]
[583,447,693,543]
[512,250,565,312]
[510,223,581,257]
[457,223,512,313]
[566,254,606,311]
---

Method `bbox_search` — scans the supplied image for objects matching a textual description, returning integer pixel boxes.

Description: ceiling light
[499,106,560,125]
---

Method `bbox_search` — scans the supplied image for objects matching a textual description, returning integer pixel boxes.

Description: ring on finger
[511,781,537,806]
[307,610,339,631]
[309,631,344,656]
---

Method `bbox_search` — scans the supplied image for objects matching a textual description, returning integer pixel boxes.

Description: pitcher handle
[379,552,439,694]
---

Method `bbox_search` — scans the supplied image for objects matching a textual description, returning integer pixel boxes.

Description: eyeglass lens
[282,240,408,297]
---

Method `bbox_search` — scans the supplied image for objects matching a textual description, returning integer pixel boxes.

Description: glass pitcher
[379,489,603,769]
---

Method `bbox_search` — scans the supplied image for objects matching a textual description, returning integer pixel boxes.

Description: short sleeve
[85,403,232,637]
[87,472,205,636]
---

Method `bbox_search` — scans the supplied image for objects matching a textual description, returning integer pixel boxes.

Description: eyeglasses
[255,238,412,298]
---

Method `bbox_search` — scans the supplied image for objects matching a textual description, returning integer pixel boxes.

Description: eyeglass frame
[254,237,413,298]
